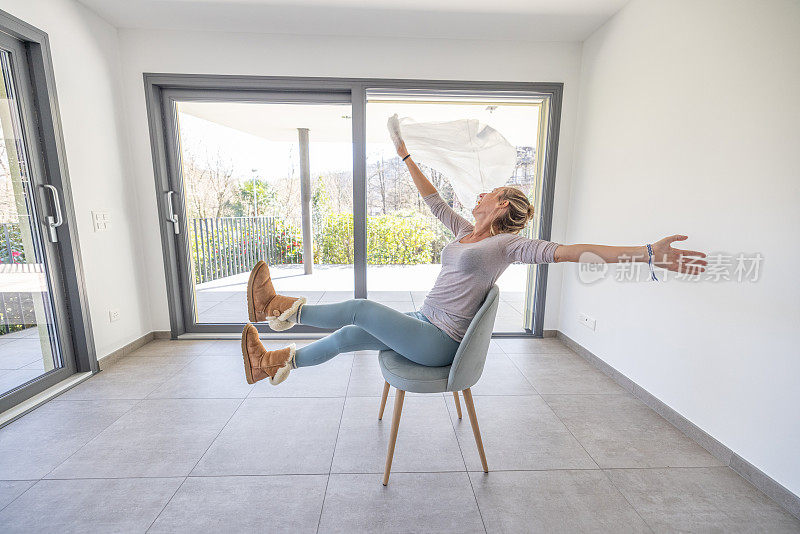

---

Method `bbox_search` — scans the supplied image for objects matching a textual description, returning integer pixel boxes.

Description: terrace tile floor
[1,337,797,532]
[0,328,50,397]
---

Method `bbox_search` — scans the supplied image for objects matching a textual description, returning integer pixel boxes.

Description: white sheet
[388,113,516,207]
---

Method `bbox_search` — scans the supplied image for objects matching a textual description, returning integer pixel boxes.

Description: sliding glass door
[0,31,78,412]
[365,90,551,333]
[149,78,561,337]
[160,91,354,334]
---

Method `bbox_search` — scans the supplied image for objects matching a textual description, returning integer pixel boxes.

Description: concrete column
[297,128,313,274]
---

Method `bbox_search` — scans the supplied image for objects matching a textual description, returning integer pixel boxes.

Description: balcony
[195,263,532,333]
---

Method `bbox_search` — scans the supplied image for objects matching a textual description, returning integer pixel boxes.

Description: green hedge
[190,213,454,284]
[316,213,439,264]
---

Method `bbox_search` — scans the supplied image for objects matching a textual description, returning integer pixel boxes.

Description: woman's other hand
[651,235,707,274]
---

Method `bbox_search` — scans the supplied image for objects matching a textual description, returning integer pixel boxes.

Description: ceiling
[177,96,542,144]
[76,0,629,41]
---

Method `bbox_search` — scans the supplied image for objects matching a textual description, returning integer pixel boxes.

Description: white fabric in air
[387,114,517,207]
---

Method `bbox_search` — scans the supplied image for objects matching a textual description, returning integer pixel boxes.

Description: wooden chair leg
[462,388,488,473]
[378,381,390,420]
[383,389,405,485]
[453,391,462,419]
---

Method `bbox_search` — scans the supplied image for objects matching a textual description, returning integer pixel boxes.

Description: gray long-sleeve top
[420,192,560,342]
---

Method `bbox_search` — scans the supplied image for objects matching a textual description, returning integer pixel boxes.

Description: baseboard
[96,332,155,371]
[555,331,800,521]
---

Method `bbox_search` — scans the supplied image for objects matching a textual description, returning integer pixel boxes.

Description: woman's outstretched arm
[554,234,707,274]
[395,140,437,196]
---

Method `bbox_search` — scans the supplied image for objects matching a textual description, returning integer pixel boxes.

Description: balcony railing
[189,213,455,286]
[190,216,301,285]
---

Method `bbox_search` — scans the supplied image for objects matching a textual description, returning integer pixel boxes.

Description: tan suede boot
[246,260,306,329]
[240,323,296,385]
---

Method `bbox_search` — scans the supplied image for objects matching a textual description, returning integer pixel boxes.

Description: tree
[0,141,18,225]
[513,146,536,184]
[182,149,239,218]
[233,179,276,216]
[368,154,389,214]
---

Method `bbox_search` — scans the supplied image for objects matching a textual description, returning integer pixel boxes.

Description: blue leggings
[294,299,460,368]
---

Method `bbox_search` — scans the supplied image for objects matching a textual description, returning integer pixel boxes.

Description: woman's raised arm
[395,140,437,197]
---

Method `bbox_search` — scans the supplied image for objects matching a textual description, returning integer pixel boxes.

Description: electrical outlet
[92,211,110,232]
[109,309,120,322]
[578,313,596,331]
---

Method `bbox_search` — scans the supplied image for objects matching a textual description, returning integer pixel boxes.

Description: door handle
[40,184,64,243]
[165,190,180,235]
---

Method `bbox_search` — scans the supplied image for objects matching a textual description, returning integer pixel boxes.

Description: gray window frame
[0,10,98,414]
[144,74,563,338]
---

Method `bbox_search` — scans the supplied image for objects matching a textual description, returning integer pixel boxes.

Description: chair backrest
[446,285,500,392]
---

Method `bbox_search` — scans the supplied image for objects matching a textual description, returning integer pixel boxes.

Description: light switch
[92,211,110,232]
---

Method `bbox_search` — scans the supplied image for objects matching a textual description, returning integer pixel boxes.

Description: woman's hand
[395,140,409,158]
[387,114,408,157]
[650,235,707,274]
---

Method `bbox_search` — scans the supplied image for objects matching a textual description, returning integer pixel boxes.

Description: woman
[241,138,707,385]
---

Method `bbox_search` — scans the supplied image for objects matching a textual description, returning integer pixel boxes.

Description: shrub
[0,224,26,264]
[317,213,437,264]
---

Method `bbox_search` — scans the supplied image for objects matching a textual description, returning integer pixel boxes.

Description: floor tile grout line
[598,468,656,534]
[507,353,604,472]
[444,392,488,534]
[33,466,747,482]
[537,395,603,470]
[186,395,250,476]
[29,466,688,483]
[504,351,543,397]
[62,351,204,404]
[343,353,356,398]
[0,480,37,515]
[315,355,353,534]
[145,476,189,533]
[37,397,148,481]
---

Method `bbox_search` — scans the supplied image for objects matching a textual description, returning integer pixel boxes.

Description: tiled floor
[1,338,798,533]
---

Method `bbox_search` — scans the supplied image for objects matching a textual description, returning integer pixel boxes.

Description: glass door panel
[171,100,353,328]
[0,50,63,396]
[365,92,547,332]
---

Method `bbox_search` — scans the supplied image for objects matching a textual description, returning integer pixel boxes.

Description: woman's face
[472,187,509,218]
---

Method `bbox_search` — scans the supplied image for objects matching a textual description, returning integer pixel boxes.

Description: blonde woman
[241,137,707,385]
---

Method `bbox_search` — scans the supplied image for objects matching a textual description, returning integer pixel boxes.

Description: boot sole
[247,261,267,323]
[241,326,255,385]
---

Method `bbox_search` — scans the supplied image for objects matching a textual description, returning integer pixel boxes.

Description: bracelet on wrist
[646,243,658,282]
[402,154,411,161]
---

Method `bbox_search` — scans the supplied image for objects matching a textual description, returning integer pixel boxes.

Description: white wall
[2,0,151,359]
[562,0,800,495]
[116,29,583,331]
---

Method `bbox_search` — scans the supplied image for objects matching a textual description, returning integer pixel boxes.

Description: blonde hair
[490,187,535,235]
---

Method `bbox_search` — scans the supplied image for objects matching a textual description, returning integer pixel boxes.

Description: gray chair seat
[378,351,451,394]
